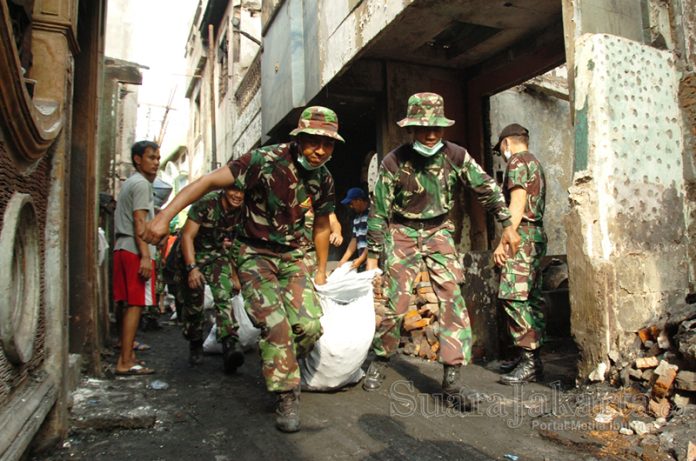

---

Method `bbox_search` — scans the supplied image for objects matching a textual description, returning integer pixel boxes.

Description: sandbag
[300,264,380,391]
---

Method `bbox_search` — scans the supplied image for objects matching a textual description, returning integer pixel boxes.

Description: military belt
[392,214,448,230]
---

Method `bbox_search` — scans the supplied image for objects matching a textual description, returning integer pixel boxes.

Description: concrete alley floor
[34,320,606,461]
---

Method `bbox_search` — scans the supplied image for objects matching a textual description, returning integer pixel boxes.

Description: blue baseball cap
[340,187,367,205]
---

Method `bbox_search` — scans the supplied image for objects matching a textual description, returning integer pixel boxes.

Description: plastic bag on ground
[233,293,261,348]
[300,264,380,391]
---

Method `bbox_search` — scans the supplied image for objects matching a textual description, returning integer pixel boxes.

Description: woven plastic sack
[300,264,380,391]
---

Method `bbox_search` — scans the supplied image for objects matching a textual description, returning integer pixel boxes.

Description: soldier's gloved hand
[188,268,205,290]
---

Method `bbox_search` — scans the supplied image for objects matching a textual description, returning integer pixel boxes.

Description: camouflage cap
[397,92,455,128]
[289,106,345,142]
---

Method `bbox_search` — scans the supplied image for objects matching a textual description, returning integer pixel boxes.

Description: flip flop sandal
[114,364,155,376]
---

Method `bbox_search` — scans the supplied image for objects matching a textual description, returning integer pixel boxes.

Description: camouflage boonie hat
[289,106,345,142]
[397,92,455,128]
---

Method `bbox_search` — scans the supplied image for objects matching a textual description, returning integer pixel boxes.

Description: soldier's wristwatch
[185,263,198,273]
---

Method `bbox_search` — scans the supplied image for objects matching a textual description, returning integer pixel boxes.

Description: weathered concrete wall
[681,73,696,292]
[568,33,688,380]
[461,251,499,362]
[676,0,696,290]
[320,0,410,89]
[231,90,261,160]
[490,81,572,256]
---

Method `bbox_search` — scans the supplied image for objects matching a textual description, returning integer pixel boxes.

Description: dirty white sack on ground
[233,293,261,348]
[300,264,380,391]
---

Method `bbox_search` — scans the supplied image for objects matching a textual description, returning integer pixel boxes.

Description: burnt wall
[0,133,49,407]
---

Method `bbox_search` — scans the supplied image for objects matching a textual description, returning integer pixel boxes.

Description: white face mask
[412,140,444,157]
[297,154,326,171]
[503,149,512,161]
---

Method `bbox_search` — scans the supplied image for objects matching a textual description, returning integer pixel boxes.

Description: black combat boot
[189,339,204,366]
[222,336,245,374]
[362,358,389,391]
[442,365,478,412]
[499,349,543,385]
[499,353,522,373]
[275,388,301,433]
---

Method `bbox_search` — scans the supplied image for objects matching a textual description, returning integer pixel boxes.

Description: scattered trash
[619,427,634,436]
[149,380,169,390]
[503,454,519,461]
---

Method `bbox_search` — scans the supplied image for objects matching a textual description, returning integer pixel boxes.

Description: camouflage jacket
[504,151,546,235]
[187,191,242,265]
[367,141,511,256]
[228,142,335,249]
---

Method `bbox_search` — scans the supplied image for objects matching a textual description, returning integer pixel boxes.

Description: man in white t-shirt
[112,140,160,375]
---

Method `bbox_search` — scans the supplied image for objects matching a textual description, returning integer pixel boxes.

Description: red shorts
[113,250,156,307]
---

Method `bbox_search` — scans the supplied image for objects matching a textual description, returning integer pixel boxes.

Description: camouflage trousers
[176,256,239,343]
[373,221,472,366]
[498,227,547,350]
[234,240,323,392]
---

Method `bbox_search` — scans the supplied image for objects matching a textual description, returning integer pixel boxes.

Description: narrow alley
[2,0,696,460]
[34,320,594,461]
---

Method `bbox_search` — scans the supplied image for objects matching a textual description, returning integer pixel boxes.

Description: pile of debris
[397,271,441,361]
[608,296,696,420]
[371,270,441,360]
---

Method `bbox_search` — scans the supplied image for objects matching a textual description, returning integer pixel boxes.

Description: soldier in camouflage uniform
[141,106,344,434]
[493,123,547,385]
[177,186,244,373]
[363,93,521,410]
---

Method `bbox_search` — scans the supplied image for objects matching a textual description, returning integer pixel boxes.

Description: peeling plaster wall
[490,86,572,256]
[568,34,688,379]
[677,0,696,290]
[681,74,696,291]
[231,91,261,159]
[319,0,410,89]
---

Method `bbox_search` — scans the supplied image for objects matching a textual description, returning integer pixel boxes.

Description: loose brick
[675,370,696,391]
[648,398,670,418]
[635,356,659,369]
[404,318,431,332]
[652,361,678,399]
[638,328,654,344]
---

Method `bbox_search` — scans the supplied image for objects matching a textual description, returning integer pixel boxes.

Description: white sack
[204,285,214,310]
[232,293,261,348]
[300,264,380,391]
[203,321,222,354]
